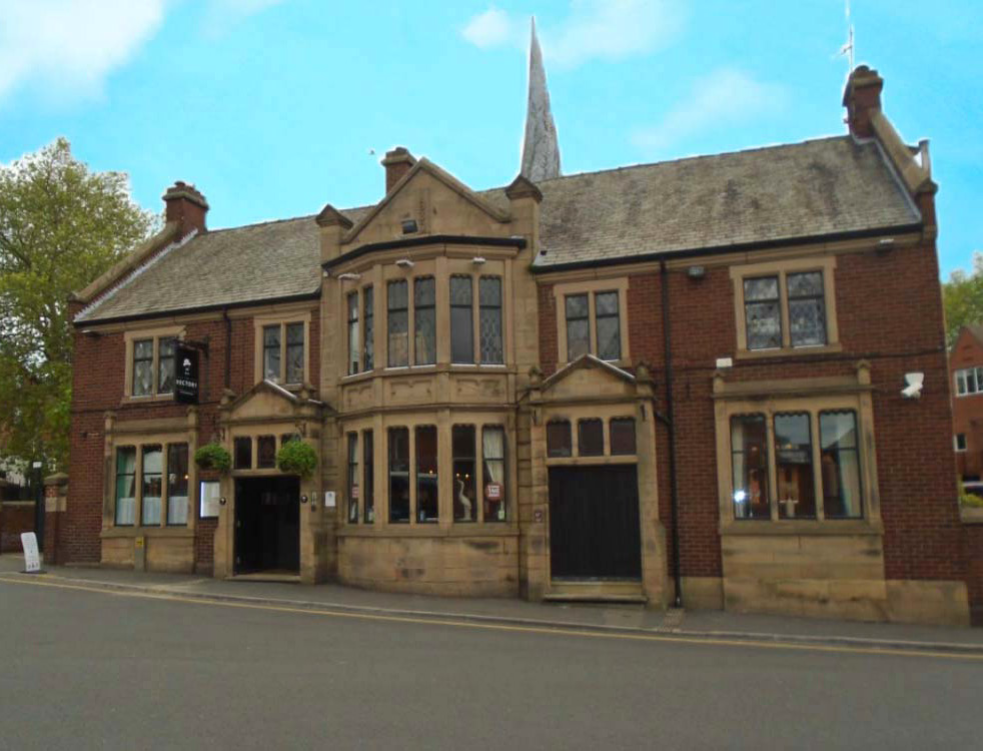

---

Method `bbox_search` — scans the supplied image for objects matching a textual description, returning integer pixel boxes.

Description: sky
[1,0,980,278]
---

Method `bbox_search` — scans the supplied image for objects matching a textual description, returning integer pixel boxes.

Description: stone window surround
[228,429,308,477]
[339,412,515,530]
[101,414,198,538]
[338,255,513,380]
[552,278,630,368]
[712,364,882,536]
[122,325,186,403]
[730,256,841,359]
[252,311,312,388]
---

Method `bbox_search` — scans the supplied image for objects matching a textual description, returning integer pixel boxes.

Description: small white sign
[21,532,41,573]
[715,357,734,369]
[325,491,336,508]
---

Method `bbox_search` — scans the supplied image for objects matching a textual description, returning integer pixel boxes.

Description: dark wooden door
[235,477,300,574]
[548,465,642,579]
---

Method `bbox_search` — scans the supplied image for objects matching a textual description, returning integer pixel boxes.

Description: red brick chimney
[162,181,209,237]
[381,147,416,194]
[842,65,884,139]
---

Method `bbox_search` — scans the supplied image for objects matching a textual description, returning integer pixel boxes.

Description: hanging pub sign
[174,345,199,404]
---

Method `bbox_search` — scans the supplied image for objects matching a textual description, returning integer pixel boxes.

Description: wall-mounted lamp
[472,256,487,266]
[401,218,419,234]
[687,265,706,279]
[337,272,362,282]
[877,237,895,255]
[301,495,309,504]
[396,258,415,269]
[219,497,227,506]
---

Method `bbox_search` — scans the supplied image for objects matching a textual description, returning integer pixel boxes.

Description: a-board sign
[174,345,199,404]
[21,532,41,573]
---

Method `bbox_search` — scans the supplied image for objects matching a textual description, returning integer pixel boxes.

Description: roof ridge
[205,203,376,235]
[506,134,852,189]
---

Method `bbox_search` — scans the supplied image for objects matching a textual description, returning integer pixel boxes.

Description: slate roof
[76,135,920,323]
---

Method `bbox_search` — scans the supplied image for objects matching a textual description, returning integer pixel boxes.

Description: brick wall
[538,242,964,586]
[62,304,319,566]
[949,328,983,478]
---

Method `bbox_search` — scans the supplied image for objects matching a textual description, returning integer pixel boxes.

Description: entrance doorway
[234,476,300,575]
[548,465,642,580]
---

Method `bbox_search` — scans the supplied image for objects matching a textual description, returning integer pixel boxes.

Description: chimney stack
[381,147,416,194]
[842,65,883,139]
[162,181,209,237]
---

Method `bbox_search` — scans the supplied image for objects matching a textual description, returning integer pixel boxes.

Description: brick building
[56,63,982,625]
[949,326,983,487]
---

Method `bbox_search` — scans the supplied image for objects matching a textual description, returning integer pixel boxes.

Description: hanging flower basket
[194,443,232,473]
[277,440,317,479]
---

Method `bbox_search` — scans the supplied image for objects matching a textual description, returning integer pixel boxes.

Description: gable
[541,356,637,401]
[227,381,313,422]
[343,161,511,247]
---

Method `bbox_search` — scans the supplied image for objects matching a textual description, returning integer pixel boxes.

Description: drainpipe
[660,258,683,609]
[223,307,232,390]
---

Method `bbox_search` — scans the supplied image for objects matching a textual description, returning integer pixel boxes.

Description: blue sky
[1,0,980,277]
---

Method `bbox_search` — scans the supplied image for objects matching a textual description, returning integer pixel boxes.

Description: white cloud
[631,69,788,153]
[0,0,288,105]
[461,7,520,49]
[460,0,684,68]
[0,0,167,103]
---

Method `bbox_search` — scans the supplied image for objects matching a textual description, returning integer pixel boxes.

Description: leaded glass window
[285,323,304,384]
[166,444,189,526]
[731,415,769,519]
[388,427,410,522]
[451,276,474,363]
[744,276,781,350]
[453,425,477,522]
[363,429,374,523]
[787,272,826,347]
[388,281,409,367]
[363,287,374,371]
[565,294,590,359]
[820,411,863,519]
[348,433,359,523]
[414,277,436,366]
[158,338,176,394]
[774,413,815,519]
[133,340,154,396]
[141,445,163,526]
[347,292,360,375]
[263,325,281,382]
[416,426,439,522]
[482,426,506,522]
[479,276,503,364]
[115,447,137,526]
[595,292,621,360]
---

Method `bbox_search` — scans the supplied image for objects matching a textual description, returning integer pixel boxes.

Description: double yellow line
[1,574,980,662]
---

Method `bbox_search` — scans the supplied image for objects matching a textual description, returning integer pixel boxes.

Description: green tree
[0,138,157,472]
[943,252,983,349]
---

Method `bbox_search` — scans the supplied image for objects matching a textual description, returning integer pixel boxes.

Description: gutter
[531,223,923,275]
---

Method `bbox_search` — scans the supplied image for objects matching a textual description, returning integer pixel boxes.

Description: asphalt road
[0,578,980,750]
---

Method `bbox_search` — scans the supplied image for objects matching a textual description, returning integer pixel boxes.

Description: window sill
[337,523,518,538]
[121,394,177,405]
[719,519,882,536]
[734,342,843,360]
[546,456,637,467]
[102,526,194,539]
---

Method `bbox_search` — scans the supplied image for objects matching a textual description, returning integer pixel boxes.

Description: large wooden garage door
[548,465,642,580]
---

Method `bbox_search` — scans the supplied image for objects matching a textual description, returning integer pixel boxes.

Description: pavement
[1,553,981,655]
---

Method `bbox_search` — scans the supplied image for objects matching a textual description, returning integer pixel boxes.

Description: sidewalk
[2,554,981,653]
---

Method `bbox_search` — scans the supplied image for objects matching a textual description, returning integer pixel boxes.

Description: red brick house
[55,64,982,625]
[949,326,983,486]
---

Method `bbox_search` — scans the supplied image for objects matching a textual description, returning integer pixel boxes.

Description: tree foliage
[942,252,983,348]
[0,138,157,471]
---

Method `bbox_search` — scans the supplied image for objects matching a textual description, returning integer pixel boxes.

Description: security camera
[901,372,924,399]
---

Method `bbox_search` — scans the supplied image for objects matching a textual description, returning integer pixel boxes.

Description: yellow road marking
[1,574,980,663]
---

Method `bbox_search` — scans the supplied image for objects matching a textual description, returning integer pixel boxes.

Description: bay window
[347,293,360,375]
[363,429,374,523]
[450,276,474,364]
[389,427,410,522]
[414,277,436,366]
[453,425,477,521]
[482,426,506,521]
[348,433,359,523]
[479,276,504,364]
[416,426,438,522]
[363,287,374,371]
[388,281,409,367]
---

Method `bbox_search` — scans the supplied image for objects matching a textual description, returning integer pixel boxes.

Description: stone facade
[55,66,983,625]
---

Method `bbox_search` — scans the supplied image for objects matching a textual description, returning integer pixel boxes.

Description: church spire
[520,17,561,183]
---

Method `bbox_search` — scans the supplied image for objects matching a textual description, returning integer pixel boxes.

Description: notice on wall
[200,481,221,519]
[21,532,41,573]
[325,491,336,508]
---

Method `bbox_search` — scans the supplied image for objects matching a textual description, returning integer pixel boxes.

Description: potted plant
[277,440,317,479]
[194,443,232,473]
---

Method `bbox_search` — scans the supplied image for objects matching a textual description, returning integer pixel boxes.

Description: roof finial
[520,16,561,183]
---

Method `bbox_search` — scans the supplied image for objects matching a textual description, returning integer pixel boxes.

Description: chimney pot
[163,181,209,237]
[381,147,416,194]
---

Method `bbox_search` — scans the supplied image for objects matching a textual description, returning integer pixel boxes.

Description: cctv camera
[901,372,924,399]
